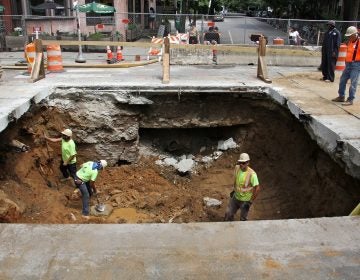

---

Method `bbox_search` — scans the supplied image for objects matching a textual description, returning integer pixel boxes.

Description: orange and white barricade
[168,34,180,44]
[148,36,163,61]
[336,43,347,71]
[25,43,36,74]
[46,44,64,72]
[177,33,189,45]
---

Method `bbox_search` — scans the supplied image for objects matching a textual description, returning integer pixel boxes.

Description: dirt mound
[0,107,231,223]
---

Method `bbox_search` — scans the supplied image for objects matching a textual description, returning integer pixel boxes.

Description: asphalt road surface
[207,16,288,44]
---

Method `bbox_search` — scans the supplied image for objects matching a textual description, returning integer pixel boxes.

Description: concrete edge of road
[268,86,360,180]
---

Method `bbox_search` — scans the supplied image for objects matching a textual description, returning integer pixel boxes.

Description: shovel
[95,193,105,212]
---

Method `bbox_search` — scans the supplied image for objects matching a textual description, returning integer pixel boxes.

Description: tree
[342,0,360,21]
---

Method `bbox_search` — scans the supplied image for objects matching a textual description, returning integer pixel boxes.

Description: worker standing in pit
[224,153,261,221]
[44,128,77,182]
[74,160,107,219]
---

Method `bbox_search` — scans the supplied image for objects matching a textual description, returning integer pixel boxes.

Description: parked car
[212,14,224,22]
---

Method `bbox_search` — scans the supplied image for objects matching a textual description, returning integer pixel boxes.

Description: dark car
[212,14,224,22]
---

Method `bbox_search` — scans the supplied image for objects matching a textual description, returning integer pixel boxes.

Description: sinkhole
[0,87,359,223]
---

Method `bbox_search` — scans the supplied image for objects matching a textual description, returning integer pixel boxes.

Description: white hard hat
[345,26,358,37]
[61,128,72,137]
[100,160,108,169]
[238,153,250,162]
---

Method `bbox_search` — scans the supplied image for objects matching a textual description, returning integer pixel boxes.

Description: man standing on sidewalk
[320,20,341,82]
[332,26,360,106]
[224,153,261,221]
[44,128,77,181]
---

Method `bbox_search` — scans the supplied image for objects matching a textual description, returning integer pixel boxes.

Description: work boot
[331,96,345,102]
[342,99,353,106]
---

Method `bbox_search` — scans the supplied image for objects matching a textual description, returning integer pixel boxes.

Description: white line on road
[228,31,233,44]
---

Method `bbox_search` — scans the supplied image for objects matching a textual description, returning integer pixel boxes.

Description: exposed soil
[0,91,359,224]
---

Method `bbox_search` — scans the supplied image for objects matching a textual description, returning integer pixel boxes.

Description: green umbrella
[77,1,115,13]
[0,5,5,13]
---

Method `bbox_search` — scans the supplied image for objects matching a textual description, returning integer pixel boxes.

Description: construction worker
[332,26,360,106]
[44,128,77,182]
[74,160,107,219]
[224,153,261,221]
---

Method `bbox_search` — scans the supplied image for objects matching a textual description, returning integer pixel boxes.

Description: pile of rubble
[155,138,238,174]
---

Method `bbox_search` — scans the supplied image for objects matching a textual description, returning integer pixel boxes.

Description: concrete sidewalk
[0,217,359,279]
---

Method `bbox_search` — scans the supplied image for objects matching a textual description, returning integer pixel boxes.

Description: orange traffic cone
[116,46,123,61]
[106,46,113,61]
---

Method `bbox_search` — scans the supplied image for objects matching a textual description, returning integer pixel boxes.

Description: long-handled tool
[95,193,105,212]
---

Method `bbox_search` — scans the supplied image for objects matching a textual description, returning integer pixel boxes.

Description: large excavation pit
[0,87,359,224]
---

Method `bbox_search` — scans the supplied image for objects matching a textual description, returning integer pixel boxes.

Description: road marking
[228,31,233,44]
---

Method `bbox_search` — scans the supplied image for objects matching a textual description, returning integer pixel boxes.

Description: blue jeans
[224,196,252,221]
[77,181,93,216]
[338,61,360,101]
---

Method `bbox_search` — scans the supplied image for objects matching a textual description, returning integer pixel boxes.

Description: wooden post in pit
[162,36,170,84]
[29,39,45,83]
[257,36,272,84]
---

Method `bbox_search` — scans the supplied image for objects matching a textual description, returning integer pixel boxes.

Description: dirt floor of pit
[1,78,360,224]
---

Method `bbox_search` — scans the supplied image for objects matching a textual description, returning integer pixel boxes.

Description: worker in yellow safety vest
[44,128,77,182]
[332,26,360,106]
[224,153,261,221]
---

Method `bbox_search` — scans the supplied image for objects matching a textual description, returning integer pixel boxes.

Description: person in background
[44,128,77,182]
[332,26,360,106]
[320,20,341,82]
[149,7,156,30]
[74,160,108,219]
[288,27,303,45]
[213,26,221,44]
[203,26,215,44]
[188,23,199,44]
[224,153,261,221]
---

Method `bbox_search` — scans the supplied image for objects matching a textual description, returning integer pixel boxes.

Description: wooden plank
[29,52,42,82]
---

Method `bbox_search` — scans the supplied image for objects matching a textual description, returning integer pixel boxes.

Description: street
[204,16,288,44]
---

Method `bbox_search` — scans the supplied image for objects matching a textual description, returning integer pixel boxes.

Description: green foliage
[11,31,22,36]
[87,32,105,40]
[127,23,137,30]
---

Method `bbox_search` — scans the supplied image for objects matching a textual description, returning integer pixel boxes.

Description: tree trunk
[343,0,360,21]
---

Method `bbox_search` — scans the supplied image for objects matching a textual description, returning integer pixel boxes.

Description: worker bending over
[75,160,107,219]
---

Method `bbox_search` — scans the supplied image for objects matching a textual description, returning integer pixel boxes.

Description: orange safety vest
[345,37,360,62]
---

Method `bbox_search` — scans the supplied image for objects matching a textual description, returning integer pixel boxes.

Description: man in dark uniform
[321,20,341,82]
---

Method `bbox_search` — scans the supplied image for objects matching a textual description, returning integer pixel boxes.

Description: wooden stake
[29,39,45,83]
[257,36,272,84]
[162,37,170,84]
